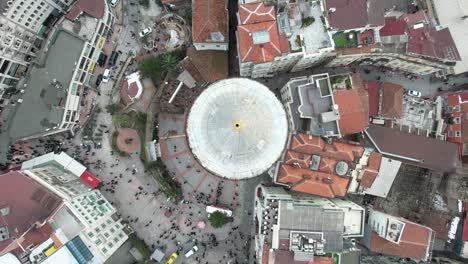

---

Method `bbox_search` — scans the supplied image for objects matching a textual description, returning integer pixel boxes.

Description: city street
[257,65,468,98]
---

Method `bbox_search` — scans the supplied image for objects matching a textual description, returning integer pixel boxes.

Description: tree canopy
[208,211,229,228]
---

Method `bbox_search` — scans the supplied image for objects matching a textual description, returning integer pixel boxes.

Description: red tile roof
[381,82,404,119]
[333,88,369,135]
[379,17,407,37]
[279,164,350,198]
[277,134,369,198]
[65,0,105,20]
[187,47,228,82]
[0,172,62,252]
[407,24,460,61]
[238,2,275,25]
[324,0,368,31]
[369,218,432,261]
[238,19,289,64]
[365,81,380,116]
[192,0,228,44]
[360,152,382,188]
[401,10,428,27]
[120,79,139,105]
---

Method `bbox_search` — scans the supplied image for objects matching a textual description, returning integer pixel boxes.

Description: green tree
[105,103,123,115]
[139,56,163,84]
[208,211,229,228]
[161,53,179,71]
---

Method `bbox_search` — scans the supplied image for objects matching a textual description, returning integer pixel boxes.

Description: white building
[1,0,74,33]
[20,152,130,263]
[237,1,334,79]
[21,151,97,200]
[254,185,364,264]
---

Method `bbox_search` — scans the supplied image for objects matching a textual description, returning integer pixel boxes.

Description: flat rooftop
[294,74,339,136]
[278,1,332,54]
[7,30,84,139]
[278,200,344,252]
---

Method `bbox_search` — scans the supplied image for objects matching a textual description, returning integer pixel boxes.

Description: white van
[184,246,198,258]
[102,69,111,83]
[110,0,120,7]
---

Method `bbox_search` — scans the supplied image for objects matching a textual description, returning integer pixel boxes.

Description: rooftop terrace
[278,1,332,54]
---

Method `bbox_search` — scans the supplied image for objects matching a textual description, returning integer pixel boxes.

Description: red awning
[80,171,100,189]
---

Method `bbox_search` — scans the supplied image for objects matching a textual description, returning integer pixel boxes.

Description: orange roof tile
[333,88,369,135]
[277,164,350,198]
[360,152,382,188]
[238,20,287,64]
[238,2,275,25]
[381,82,404,118]
[370,220,432,261]
[284,150,311,168]
[192,0,228,43]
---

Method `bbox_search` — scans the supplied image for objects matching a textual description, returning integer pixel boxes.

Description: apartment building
[236,0,334,78]
[1,152,131,263]
[0,0,75,97]
[363,210,434,261]
[1,0,114,143]
[324,0,460,76]
[254,185,364,264]
[2,0,73,33]
[279,73,369,137]
[192,0,228,51]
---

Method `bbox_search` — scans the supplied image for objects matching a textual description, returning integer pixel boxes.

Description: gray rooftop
[279,201,344,252]
[8,30,84,139]
[292,75,339,136]
[367,0,416,27]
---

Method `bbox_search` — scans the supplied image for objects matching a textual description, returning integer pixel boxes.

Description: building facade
[237,0,335,79]
[18,152,130,263]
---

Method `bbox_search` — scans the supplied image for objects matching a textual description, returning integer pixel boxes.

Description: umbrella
[197,221,206,229]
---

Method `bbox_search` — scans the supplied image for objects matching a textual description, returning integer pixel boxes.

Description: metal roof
[186,78,288,180]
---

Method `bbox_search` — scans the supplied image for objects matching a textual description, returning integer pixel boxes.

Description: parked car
[108,51,119,66]
[97,53,107,67]
[165,253,178,264]
[139,27,152,37]
[184,246,198,258]
[407,90,422,97]
[95,74,103,86]
[110,0,120,7]
[102,69,111,83]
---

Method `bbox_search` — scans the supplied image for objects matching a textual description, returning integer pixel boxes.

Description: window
[87,232,94,238]
[456,131,461,137]
[106,219,112,225]
[101,223,106,229]
[107,242,113,248]
[95,239,102,245]
[104,232,110,238]
[95,227,100,233]
[454,117,461,124]
[102,248,108,254]
[110,227,115,233]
